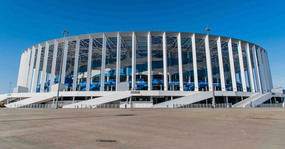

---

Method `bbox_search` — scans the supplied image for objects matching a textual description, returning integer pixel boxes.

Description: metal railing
[257,103,284,108]
[174,103,232,108]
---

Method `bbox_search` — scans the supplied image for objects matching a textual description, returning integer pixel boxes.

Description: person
[125,103,127,109]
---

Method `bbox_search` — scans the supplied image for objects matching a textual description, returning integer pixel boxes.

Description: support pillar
[50,40,58,88]
[163,32,168,91]
[61,38,68,84]
[245,43,255,92]
[252,45,262,92]
[73,37,80,91]
[116,33,121,91]
[100,34,106,91]
[131,32,136,90]
[237,40,247,92]
[228,39,237,91]
[205,35,213,91]
[257,48,267,93]
[217,37,226,91]
[192,34,198,91]
[86,35,93,91]
[147,32,152,91]
[40,42,50,92]
[177,33,184,91]
[27,48,35,91]
[32,45,42,93]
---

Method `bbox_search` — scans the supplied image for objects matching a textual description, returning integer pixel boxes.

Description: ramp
[153,92,213,108]
[63,91,130,108]
[6,93,55,108]
[233,92,272,108]
[0,94,8,102]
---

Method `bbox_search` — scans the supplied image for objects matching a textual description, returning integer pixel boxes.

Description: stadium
[1,31,284,108]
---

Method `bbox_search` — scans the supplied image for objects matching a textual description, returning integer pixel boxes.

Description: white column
[131,32,136,90]
[228,38,237,91]
[265,53,273,90]
[245,43,255,92]
[265,52,272,91]
[61,38,69,84]
[50,40,58,88]
[21,51,29,87]
[257,48,267,93]
[163,32,168,91]
[25,50,31,88]
[116,33,121,91]
[27,47,35,91]
[40,42,50,92]
[86,35,93,91]
[205,35,213,91]
[17,52,25,87]
[147,32,152,91]
[73,36,80,91]
[217,37,226,91]
[177,33,184,91]
[192,34,198,91]
[237,40,247,92]
[260,49,269,92]
[252,45,262,92]
[100,34,106,91]
[32,45,42,93]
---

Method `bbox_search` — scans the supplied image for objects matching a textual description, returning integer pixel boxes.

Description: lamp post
[205,27,210,34]
[7,82,12,104]
[56,29,69,109]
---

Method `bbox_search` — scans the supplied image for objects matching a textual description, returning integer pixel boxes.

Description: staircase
[233,92,272,108]
[6,93,55,108]
[153,92,213,108]
[63,91,130,108]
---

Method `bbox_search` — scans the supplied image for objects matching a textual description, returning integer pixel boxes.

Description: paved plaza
[0,108,284,149]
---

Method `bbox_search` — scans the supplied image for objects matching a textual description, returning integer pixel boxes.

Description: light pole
[205,27,210,34]
[7,82,12,104]
[56,29,69,109]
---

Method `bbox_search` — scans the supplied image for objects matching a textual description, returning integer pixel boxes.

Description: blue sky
[0,0,284,94]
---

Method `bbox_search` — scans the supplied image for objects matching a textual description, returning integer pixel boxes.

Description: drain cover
[115,114,135,116]
[96,139,117,142]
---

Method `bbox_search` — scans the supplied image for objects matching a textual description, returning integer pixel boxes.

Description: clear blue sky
[0,0,284,94]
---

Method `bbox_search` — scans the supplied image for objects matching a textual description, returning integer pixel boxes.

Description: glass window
[90,37,103,91]
[181,37,194,91]
[76,39,89,91]
[209,39,221,91]
[196,38,208,91]
[222,41,232,91]
[105,37,117,91]
[152,36,164,90]
[136,35,148,90]
[167,36,179,91]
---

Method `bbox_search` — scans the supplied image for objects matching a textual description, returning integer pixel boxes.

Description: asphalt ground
[0,108,284,149]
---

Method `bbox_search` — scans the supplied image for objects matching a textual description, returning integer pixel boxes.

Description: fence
[174,103,232,108]
[257,103,284,108]
[9,103,121,109]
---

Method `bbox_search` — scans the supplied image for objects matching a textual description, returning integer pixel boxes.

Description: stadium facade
[1,31,284,108]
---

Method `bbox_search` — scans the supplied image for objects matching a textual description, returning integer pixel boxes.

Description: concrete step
[6,93,55,108]
[63,91,131,108]
[153,92,213,108]
[233,92,272,108]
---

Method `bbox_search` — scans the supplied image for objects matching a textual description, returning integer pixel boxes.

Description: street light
[56,29,69,109]
[7,82,12,104]
[205,27,211,34]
